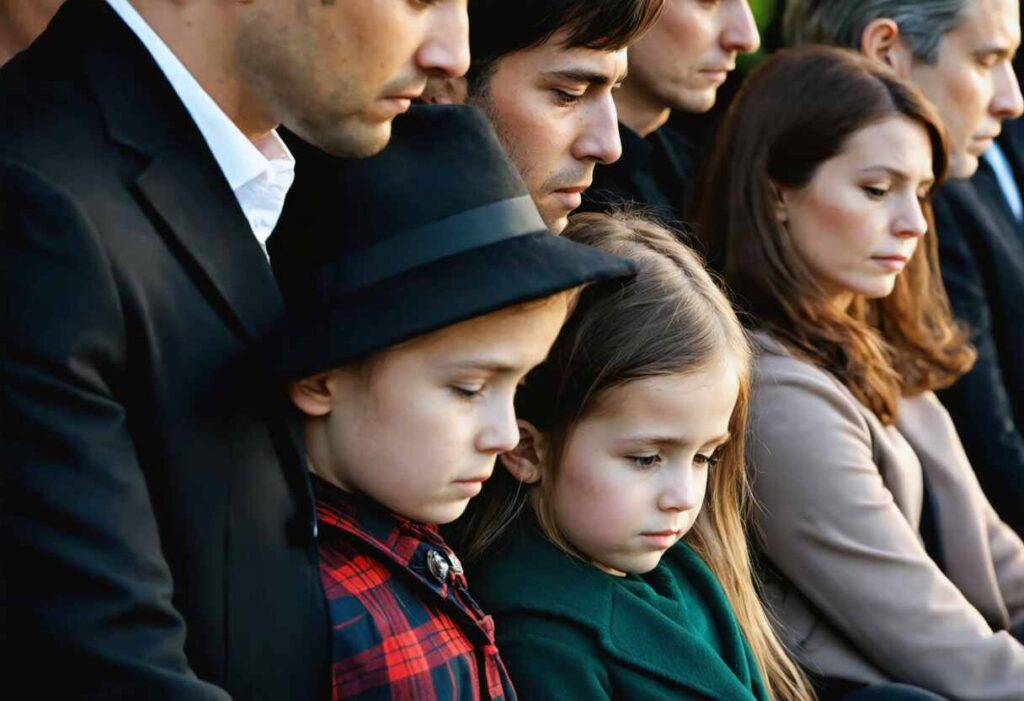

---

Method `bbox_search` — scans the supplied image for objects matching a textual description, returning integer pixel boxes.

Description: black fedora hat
[268,104,635,380]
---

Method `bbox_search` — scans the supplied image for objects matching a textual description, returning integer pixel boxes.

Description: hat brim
[271,231,635,380]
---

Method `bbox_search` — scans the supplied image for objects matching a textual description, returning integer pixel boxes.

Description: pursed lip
[640,529,681,537]
[871,254,908,263]
[555,182,590,195]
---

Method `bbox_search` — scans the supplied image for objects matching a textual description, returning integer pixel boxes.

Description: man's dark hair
[467,0,665,96]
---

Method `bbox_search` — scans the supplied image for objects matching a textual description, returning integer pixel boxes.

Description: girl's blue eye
[629,454,662,469]
[862,186,888,199]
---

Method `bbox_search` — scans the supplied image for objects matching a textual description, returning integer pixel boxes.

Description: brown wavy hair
[694,45,974,424]
[458,212,813,701]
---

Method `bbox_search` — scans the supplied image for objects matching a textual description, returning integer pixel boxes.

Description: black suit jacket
[933,120,1024,538]
[0,1,327,697]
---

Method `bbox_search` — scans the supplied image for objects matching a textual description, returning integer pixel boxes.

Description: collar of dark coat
[475,524,763,699]
[50,0,284,345]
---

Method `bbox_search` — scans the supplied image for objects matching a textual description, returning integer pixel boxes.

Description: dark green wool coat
[472,525,771,701]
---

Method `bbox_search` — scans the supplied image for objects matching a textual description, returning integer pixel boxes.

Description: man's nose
[417,4,471,79]
[722,0,761,56]
[571,95,623,165]
[991,60,1024,122]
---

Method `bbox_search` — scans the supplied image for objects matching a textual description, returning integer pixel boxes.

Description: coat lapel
[604,579,760,700]
[60,0,312,529]
[74,0,284,344]
[482,528,760,700]
[135,149,284,343]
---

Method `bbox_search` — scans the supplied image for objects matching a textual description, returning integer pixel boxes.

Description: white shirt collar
[104,0,294,199]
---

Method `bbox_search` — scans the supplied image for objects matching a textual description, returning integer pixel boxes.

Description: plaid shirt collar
[313,476,471,599]
[312,476,514,700]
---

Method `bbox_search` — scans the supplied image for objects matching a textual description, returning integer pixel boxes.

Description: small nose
[418,3,471,79]
[658,468,701,513]
[476,396,520,455]
[722,0,761,55]
[571,94,622,165]
[895,195,928,239]
[991,61,1024,122]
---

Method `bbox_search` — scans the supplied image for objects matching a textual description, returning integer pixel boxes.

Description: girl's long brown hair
[695,46,974,424]
[459,212,813,701]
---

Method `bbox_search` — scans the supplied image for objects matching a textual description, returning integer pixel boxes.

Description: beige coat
[748,331,1024,700]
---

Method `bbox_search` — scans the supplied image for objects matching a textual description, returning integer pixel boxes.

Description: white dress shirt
[106,0,295,259]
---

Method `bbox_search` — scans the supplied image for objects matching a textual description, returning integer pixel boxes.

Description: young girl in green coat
[457,213,814,701]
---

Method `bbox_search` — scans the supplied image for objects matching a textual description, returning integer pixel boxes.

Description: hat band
[314,195,545,296]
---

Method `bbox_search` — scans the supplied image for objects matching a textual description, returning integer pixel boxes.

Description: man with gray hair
[785,0,1021,179]
[786,0,1024,544]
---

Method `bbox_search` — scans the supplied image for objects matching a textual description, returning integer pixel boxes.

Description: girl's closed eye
[694,447,724,468]
[451,383,485,399]
[628,453,663,469]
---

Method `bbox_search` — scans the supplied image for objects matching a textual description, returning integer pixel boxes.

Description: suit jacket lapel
[135,150,284,342]
[74,0,284,344]
[60,0,312,530]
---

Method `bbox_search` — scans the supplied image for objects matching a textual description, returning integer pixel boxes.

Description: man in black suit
[784,0,1024,536]
[0,0,469,697]
[584,0,760,227]
[933,118,1024,537]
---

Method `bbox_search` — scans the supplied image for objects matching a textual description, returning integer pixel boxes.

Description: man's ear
[860,18,913,76]
[421,76,468,105]
[499,420,547,484]
[287,372,335,417]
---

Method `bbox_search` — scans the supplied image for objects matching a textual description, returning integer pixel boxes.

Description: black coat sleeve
[934,192,1024,539]
[0,161,229,699]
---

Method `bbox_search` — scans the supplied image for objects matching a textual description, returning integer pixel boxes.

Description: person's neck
[131,0,277,142]
[614,82,670,138]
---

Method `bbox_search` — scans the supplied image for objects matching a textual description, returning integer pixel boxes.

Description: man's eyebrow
[542,68,619,87]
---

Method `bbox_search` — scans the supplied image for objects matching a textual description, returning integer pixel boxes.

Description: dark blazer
[933,122,1024,538]
[473,524,770,701]
[0,1,327,697]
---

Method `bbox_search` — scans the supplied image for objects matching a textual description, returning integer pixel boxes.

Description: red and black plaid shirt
[313,476,516,701]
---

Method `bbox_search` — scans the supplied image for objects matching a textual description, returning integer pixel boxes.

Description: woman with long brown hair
[696,45,1024,701]
[456,212,813,701]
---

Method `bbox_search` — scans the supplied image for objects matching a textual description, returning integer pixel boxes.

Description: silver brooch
[427,549,450,583]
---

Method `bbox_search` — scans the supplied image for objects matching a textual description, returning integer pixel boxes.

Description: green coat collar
[474,525,767,700]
